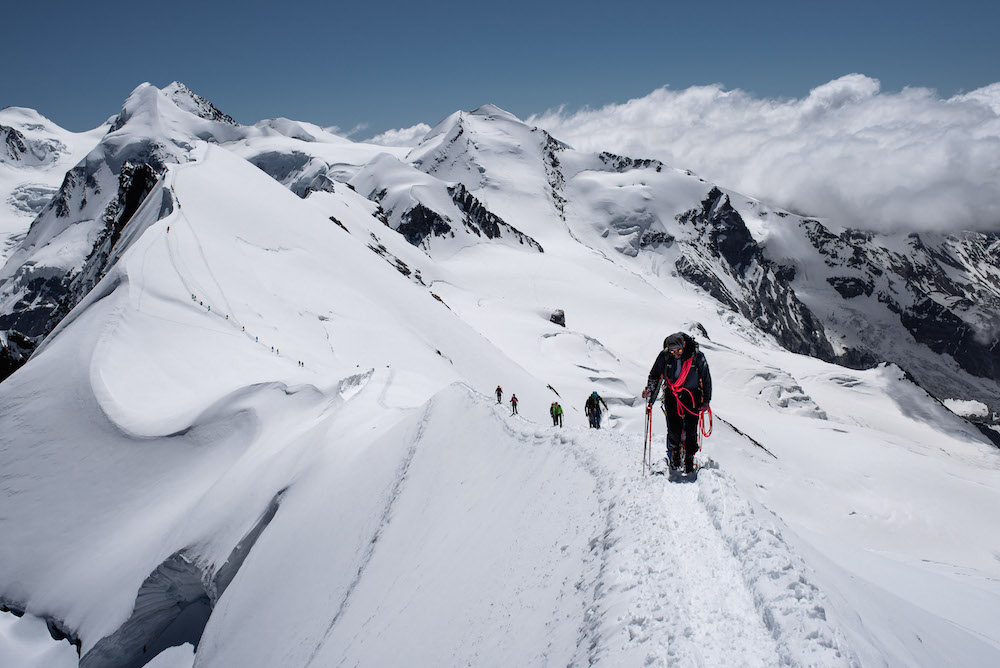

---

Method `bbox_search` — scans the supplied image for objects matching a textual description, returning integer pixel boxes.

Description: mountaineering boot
[684,453,696,473]
[669,447,681,469]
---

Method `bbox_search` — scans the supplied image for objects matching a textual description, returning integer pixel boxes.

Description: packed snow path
[501,405,857,667]
[277,387,858,668]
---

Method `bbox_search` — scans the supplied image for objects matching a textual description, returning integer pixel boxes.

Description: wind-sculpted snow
[730,366,829,419]
[190,384,860,667]
[1,356,860,668]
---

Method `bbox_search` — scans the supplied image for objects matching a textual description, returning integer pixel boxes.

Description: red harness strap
[663,357,713,451]
[666,358,699,417]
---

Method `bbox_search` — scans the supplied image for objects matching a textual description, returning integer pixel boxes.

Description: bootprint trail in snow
[499,396,855,667]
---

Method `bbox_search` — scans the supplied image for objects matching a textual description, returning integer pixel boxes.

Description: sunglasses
[668,347,683,354]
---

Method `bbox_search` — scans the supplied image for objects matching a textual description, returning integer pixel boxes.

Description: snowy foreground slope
[2,85,1000,667]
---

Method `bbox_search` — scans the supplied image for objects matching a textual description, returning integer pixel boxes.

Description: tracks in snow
[505,405,856,667]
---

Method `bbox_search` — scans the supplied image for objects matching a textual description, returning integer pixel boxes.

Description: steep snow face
[407,107,569,243]
[0,611,77,668]
[0,107,106,265]
[0,83,252,379]
[350,153,543,257]
[228,116,410,195]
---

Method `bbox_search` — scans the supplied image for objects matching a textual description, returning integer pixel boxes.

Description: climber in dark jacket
[585,391,608,428]
[643,332,712,472]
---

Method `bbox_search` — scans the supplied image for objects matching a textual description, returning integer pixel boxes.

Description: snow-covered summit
[162,81,239,126]
[469,103,524,123]
[107,82,244,145]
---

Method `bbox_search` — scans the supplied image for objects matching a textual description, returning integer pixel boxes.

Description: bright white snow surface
[0,107,106,264]
[2,93,1000,668]
[944,398,990,419]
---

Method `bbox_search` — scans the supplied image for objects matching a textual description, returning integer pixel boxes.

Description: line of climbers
[496,385,607,429]
[494,331,713,475]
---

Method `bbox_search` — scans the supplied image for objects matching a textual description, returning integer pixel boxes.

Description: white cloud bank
[366,123,432,147]
[527,75,1000,234]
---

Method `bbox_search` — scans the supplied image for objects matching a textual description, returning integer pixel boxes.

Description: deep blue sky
[3,0,997,136]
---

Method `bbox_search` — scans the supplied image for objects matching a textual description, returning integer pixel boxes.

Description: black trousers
[664,391,701,458]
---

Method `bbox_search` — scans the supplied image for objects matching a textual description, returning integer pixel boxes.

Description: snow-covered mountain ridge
[1,83,999,667]
[0,106,107,264]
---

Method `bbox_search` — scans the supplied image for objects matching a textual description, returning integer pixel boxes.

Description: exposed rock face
[0,84,234,382]
[377,182,543,253]
[541,132,568,220]
[550,309,566,327]
[827,276,873,299]
[397,202,454,247]
[598,151,664,173]
[73,159,168,298]
[789,217,1000,419]
[448,184,543,251]
[0,156,169,380]
[801,220,1000,380]
[675,188,846,363]
[1,123,66,166]
[0,331,34,379]
[1,124,28,161]
[164,82,240,126]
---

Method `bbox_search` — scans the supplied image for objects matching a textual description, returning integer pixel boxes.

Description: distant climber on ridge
[550,401,563,427]
[496,386,503,404]
[510,393,519,415]
[643,332,712,473]
[585,391,608,428]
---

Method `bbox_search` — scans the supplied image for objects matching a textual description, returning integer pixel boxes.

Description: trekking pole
[643,406,649,475]
[643,402,653,475]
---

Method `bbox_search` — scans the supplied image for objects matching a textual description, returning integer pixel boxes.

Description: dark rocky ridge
[379,184,543,253]
[598,151,664,173]
[0,83,243,383]
[0,143,172,382]
[541,132,568,220]
[165,82,240,126]
[674,188,858,364]
[1,124,28,161]
[397,203,454,246]
[799,219,1000,386]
